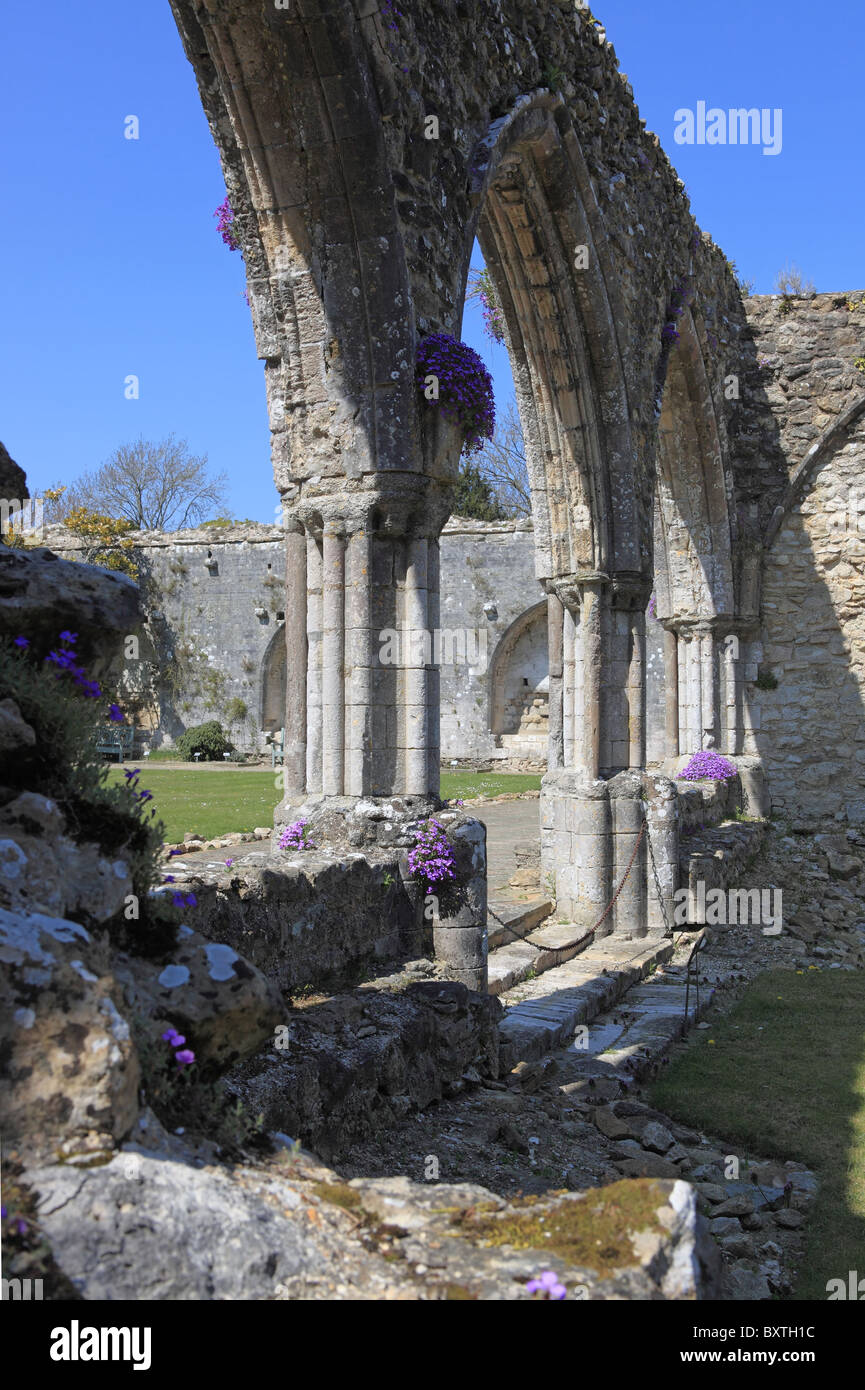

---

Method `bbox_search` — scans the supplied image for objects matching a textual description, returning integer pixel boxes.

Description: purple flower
[678,751,738,782]
[13,635,29,649]
[416,333,495,454]
[1,1204,7,1218]
[123,768,140,781]
[526,1271,566,1300]
[224,858,234,867]
[278,819,316,851]
[163,875,175,883]
[168,848,184,858]
[108,704,124,722]
[170,1034,186,1047]
[137,789,154,804]
[58,630,78,644]
[161,1028,179,1042]
[214,196,240,252]
[175,1049,195,1066]
[16,1218,28,1236]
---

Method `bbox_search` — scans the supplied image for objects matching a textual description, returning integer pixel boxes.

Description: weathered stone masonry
[157,2,865,939]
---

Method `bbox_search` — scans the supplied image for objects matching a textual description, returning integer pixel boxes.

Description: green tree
[451,459,507,521]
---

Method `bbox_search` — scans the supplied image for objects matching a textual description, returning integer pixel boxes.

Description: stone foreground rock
[26,1115,720,1300]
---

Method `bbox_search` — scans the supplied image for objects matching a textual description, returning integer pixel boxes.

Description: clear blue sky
[1,1,860,523]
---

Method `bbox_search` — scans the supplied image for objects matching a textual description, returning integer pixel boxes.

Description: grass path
[648,968,865,1300]
[106,767,541,844]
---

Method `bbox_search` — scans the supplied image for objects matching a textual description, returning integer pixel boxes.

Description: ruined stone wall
[43,517,546,759]
[737,294,865,818]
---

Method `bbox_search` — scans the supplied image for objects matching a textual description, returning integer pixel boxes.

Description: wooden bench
[95,725,135,761]
[270,728,285,767]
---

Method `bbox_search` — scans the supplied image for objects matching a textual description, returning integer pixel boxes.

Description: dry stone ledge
[178,852,422,995]
[0,906,139,1163]
[114,925,286,1072]
[224,978,502,1162]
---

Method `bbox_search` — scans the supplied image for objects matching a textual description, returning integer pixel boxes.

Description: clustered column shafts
[283,513,445,805]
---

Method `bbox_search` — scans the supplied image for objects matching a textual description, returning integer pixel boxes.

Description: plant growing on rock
[0,630,178,954]
[214,196,240,252]
[134,1022,265,1158]
[467,267,506,344]
[278,819,316,851]
[416,333,495,455]
[407,818,457,892]
[677,750,738,782]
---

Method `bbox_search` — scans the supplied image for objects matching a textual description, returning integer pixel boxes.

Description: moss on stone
[453,1179,669,1277]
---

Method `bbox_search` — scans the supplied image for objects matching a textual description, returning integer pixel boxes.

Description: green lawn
[648,968,865,1300]
[106,767,541,843]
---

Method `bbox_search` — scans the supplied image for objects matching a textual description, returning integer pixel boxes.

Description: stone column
[430,818,488,993]
[345,524,373,796]
[686,633,701,755]
[628,607,646,770]
[404,535,429,796]
[609,771,647,939]
[644,773,678,937]
[305,533,323,794]
[578,577,604,779]
[546,589,564,771]
[321,523,345,795]
[699,627,717,749]
[662,626,679,761]
[562,601,577,769]
[283,518,307,795]
[426,536,441,799]
[723,630,739,756]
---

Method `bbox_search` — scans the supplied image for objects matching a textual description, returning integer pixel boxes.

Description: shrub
[0,631,176,955]
[176,719,230,761]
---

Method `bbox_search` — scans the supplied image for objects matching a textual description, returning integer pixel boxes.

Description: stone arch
[259,621,286,734]
[764,394,865,549]
[488,600,549,756]
[653,308,734,622]
[469,95,642,581]
[650,309,737,760]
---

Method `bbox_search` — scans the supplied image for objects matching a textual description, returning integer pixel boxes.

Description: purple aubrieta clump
[278,819,316,851]
[678,751,738,782]
[407,819,457,890]
[526,1271,566,1300]
[416,333,495,454]
[214,196,240,252]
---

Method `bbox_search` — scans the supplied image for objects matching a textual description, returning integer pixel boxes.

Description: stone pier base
[541,769,679,939]
[271,797,488,992]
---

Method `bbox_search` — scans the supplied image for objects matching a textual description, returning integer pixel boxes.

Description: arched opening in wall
[435,239,549,768]
[649,310,735,765]
[488,600,549,760]
[466,98,641,786]
[260,621,286,737]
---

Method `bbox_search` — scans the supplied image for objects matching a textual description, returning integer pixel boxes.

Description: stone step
[487,917,590,997]
[486,897,553,951]
[497,936,675,1068]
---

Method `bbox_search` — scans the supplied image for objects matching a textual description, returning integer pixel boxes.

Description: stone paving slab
[497,937,676,1067]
